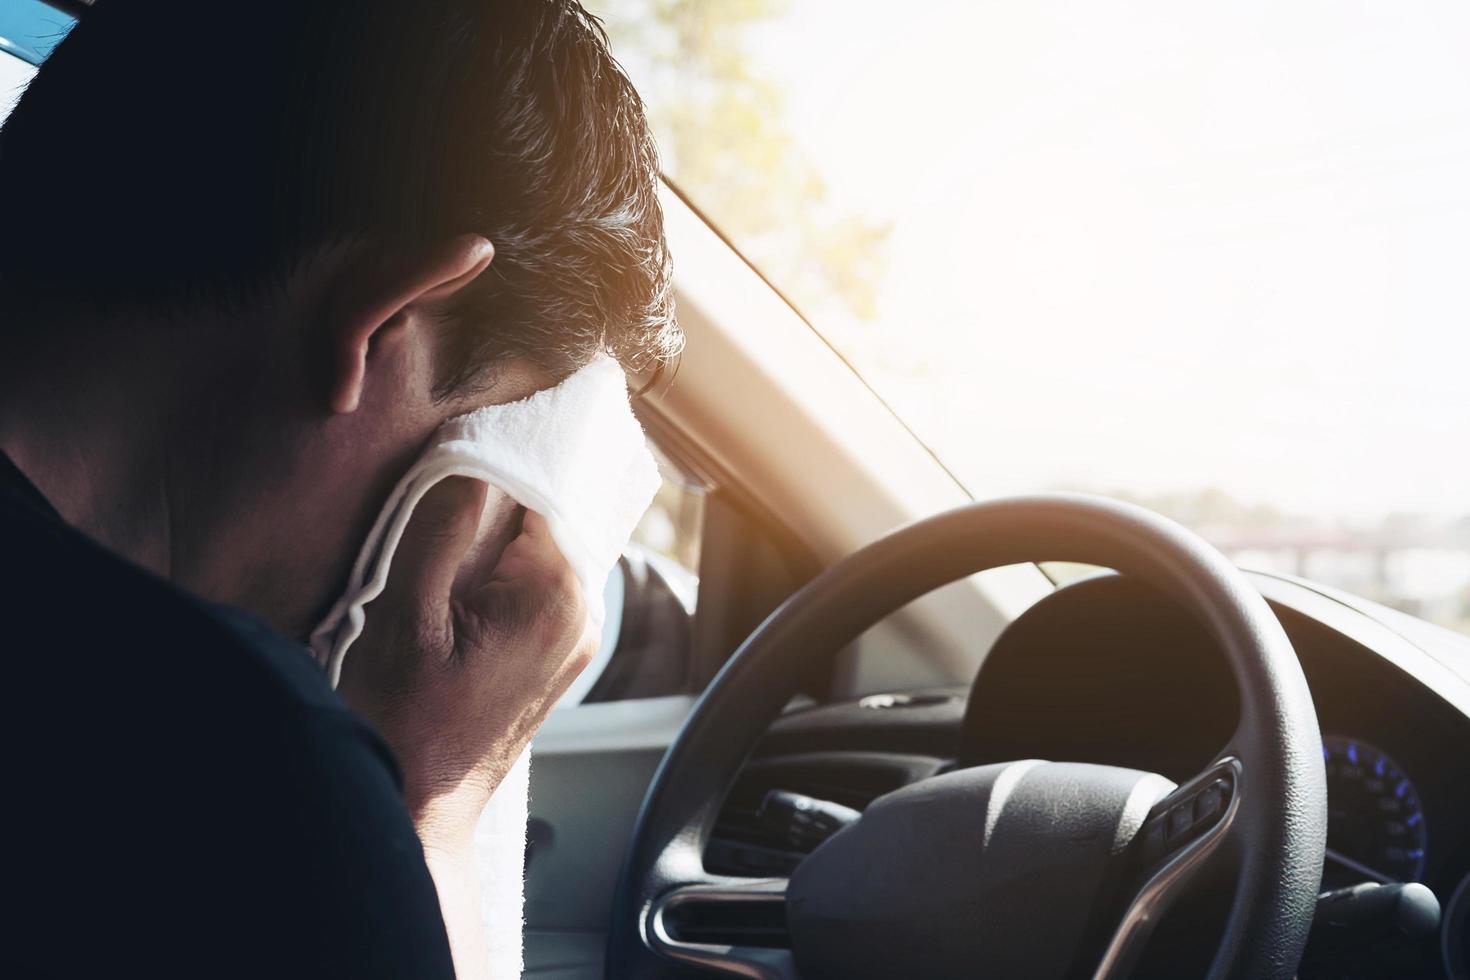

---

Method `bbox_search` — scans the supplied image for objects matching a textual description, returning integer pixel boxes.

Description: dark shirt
[0,453,455,978]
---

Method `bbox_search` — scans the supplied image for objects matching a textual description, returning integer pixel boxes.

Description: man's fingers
[381,476,489,612]
[486,509,569,587]
[519,509,552,539]
[469,509,589,644]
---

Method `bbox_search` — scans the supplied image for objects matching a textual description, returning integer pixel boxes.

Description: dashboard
[709,571,1470,978]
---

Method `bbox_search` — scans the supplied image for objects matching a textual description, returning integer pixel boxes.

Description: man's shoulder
[0,481,410,839]
[0,492,451,977]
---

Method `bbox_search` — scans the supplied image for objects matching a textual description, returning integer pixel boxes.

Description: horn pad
[786,761,1174,979]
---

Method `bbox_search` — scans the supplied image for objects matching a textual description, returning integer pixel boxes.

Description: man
[0,0,676,976]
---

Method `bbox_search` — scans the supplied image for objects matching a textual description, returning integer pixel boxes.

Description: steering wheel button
[1195,779,1228,823]
[1138,816,1169,864]
[1167,802,1195,842]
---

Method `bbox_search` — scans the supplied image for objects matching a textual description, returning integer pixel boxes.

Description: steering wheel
[606,495,1327,979]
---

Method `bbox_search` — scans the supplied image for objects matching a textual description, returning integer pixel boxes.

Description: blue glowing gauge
[1322,735,1427,889]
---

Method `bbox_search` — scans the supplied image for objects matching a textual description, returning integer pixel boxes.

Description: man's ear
[327,234,495,414]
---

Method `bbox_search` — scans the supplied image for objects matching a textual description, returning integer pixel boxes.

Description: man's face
[295,356,557,639]
[198,237,559,641]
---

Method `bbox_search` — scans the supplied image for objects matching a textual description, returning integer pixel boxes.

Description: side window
[629,443,706,591]
[559,442,708,706]
[564,429,821,707]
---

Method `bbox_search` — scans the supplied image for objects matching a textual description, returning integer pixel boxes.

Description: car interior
[4,2,1469,978]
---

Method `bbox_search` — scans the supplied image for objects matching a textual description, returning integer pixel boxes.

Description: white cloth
[308,353,660,979]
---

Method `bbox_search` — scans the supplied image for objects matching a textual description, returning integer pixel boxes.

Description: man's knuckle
[568,639,596,672]
[489,581,531,621]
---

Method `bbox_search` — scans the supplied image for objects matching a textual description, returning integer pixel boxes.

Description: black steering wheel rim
[607,494,1327,979]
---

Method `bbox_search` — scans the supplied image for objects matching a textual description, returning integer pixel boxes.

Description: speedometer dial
[1322,735,1427,888]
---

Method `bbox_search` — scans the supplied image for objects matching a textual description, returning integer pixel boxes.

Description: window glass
[629,442,705,589]
[594,1,1470,636]
[558,442,705,706]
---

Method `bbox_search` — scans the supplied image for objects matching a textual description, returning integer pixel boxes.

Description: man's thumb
[383,476,489,609]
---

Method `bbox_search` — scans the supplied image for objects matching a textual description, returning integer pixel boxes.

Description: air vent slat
[704,751,949,876]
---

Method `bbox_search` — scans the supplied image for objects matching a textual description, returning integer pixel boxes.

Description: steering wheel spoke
[1093,757,1244,978]
[644,876,796,979]
[1131,756,1241,875]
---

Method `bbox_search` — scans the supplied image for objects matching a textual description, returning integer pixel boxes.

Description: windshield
[595,1,1470,637]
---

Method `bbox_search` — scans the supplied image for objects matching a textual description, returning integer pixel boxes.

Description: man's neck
[0,310,378,643]
[0,327,181,581]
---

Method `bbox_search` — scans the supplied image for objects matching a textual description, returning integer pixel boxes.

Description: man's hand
[338,476,597,852]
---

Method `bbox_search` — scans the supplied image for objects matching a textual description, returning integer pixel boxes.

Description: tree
[599,0,890,324]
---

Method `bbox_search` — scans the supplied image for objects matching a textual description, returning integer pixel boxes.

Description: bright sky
[724,1,1470,521]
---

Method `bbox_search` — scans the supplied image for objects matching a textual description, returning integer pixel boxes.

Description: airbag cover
[786,760,1173,979]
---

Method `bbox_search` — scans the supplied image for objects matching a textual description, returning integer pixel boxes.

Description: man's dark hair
[0,0,679,391]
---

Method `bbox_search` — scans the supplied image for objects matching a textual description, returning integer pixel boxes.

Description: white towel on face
[311,354,662,687]
[308,353,661,979]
